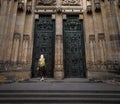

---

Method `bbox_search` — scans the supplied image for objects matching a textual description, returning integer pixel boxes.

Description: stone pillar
[113,1,120,61]
[101,1,111,61]
[23,0,35,65]
[83,0,95,72]
[92,1,104,64]
[2,0,12,62]
[2,0,18,63]
[14,0,26,63]
[107,1,117,62]
[7,1,18,63]
[54,12,64,80]
[0,0,8,61]
[114,0,120,61]
[11,33,21,63]
[21,35,29,63]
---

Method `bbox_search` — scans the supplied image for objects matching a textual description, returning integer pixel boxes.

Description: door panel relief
[32,15,55,77]
[63,15,86,78]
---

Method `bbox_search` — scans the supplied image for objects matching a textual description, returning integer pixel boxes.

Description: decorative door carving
[32,15,55,78]
[63,15,86,78]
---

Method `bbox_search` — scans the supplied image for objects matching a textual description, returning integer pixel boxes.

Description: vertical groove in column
[90,41,95,64]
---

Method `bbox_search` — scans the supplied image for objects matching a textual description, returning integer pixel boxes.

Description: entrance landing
[0,79,120,91]
[27,78,89,83]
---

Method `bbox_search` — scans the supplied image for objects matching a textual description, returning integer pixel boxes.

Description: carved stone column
[0,1,9,62]
[11,33,21,63]
[54,12,64,80]
[15,0,26,63]
[21,34,29,63]
[89,35,96,70]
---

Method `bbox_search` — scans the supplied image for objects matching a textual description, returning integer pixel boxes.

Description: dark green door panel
[32,15,55,78]
[63,15,86,78]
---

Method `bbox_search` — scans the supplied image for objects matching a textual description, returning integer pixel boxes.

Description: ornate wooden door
[63,15,86,78]
[32,15,55,78]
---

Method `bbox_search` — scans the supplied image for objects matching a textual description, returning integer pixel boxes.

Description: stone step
[0,80,120,104]
[0,90,120,93]
[0,90,120,104]
[0,92,120,98]
[0,97,120,103]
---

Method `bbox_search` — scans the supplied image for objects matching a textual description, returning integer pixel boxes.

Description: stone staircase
[0,89,120,104]
[0,79,120,104]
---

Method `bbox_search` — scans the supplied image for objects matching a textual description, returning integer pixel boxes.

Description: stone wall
[83,0,120,80]
[0,0,34,81]
[0,0,120,81]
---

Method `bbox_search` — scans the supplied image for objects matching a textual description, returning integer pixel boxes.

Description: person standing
[38,54,45,81]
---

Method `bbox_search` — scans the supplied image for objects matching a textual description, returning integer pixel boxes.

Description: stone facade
[0,0,120,81]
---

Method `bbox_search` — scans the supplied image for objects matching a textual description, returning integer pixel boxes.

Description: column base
[54,69,64,80]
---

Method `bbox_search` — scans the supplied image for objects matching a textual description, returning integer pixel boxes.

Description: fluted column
[101,1,111,61]
[3,0,14,62]
[0,0,8,61]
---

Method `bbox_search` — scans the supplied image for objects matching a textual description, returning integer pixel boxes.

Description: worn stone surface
[0,0,120,81]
